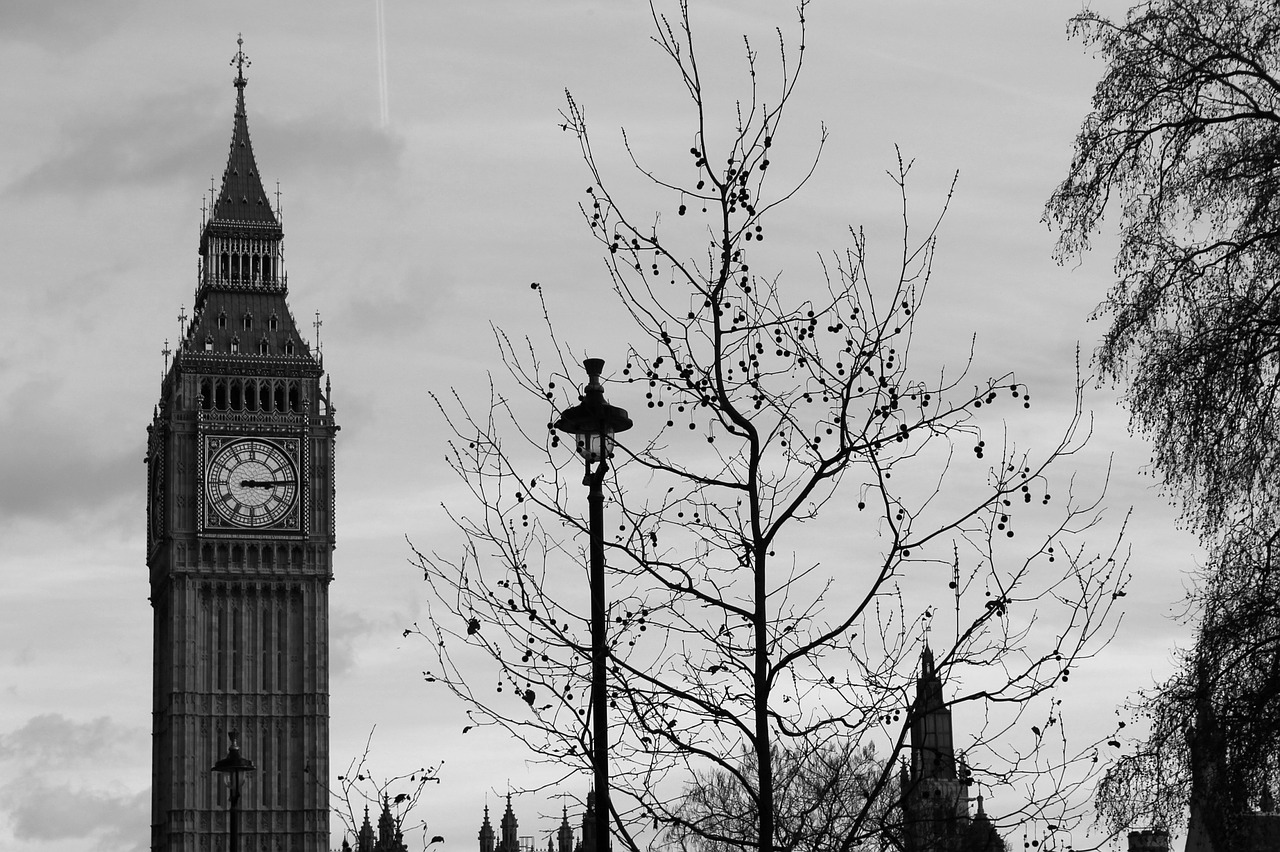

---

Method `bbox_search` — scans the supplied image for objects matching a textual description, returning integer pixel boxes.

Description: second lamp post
[554,357,632,852]
[212,731,255,852]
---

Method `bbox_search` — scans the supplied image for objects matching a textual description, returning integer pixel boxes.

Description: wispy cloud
[0,0,144,52]
[0,383,138,523]
[4,88,222,197]
[0,714,149,850]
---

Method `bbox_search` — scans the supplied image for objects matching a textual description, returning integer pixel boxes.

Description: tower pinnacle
[232,34,250,90]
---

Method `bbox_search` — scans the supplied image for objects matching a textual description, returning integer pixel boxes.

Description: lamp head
[554,358,632,463]
[212,730,256,776]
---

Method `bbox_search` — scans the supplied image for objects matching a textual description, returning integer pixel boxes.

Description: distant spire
[581,789,596,852]
[557,804,575,852]
[479,803,496,852]
[500,793,519,852]
[910,645,956,781]
[358,805,375,852]
[378,794,397,845]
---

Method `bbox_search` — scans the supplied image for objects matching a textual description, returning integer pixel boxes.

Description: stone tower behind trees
[901,647,1005,852]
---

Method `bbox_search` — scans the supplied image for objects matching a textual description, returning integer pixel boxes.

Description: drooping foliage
[1047,0,1280,535]
[1049,3,1280,843]
[1096,521,1280,842]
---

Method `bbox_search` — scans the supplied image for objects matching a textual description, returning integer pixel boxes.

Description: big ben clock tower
[147,40,335,852]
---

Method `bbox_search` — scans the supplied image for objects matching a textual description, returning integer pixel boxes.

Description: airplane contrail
[376,0,390,128]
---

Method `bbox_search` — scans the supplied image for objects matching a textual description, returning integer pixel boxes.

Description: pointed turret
[209,37,278,227]
[499,794,519,852]
[911,644,956,780]
[479,804,496,852]
[377,795,398,848]
[964,794,1005,852]
[902,646,968,852]
[557,805,575,852]
[580,789,596,852]
[358,805,376,852]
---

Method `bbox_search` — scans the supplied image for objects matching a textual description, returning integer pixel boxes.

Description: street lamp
[554,357,632,852]
[212,730,256,852]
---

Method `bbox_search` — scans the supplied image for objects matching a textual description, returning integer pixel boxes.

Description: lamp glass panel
[576,431,613,462]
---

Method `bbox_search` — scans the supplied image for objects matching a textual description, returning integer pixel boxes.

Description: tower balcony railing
[200,271,289,292]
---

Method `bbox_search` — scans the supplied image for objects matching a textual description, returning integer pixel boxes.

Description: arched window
[220,253,229,280]
[230,380,242,410]
[215,381,227,410]
[260,383,271,411]
[261,606,272,692]
[200,379,213,410]
[274,384,285,412]
[288,385,300,413]
[230,336,239,355]
[216,606,227,691]
[231,605,242,691]
[242,313,253,331]
[269,313,279,331]
[217,311,227,330]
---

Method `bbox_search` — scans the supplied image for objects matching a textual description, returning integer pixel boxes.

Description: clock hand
[238,479,298,488]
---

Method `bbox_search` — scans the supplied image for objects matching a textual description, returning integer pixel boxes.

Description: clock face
[205,438,298,528]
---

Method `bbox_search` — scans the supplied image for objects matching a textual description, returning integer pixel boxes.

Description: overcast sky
[0,2,1201,851]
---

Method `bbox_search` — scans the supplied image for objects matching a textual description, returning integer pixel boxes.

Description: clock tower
[147,41,336,851]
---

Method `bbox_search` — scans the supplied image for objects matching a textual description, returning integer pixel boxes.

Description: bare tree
[412,4,1128,852]
[1045,0,1280,537]
[331,729,443,852]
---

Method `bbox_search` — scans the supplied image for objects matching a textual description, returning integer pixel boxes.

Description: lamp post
[212,730,255,852]
[554,358,632,852]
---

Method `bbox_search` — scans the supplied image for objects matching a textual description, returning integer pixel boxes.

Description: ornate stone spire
[911,643,956,780]
[378,795,398,846]
[580,789,596,852]
[479,803,495,852]
[358,805,376,852]
[500,793,519,852]
[557,804,575,852]
[209,35,277,228]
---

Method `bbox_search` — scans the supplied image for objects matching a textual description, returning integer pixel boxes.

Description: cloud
[331,608,386,677]
[338,275,437,341]
[0,714,149,850]
[4,87,224,197]
[6,91,404,201]
[4,779,148,849]
[0,713,143,765]
[0,0,143,51]
[0,378,139,524]
[267,116,404,187]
